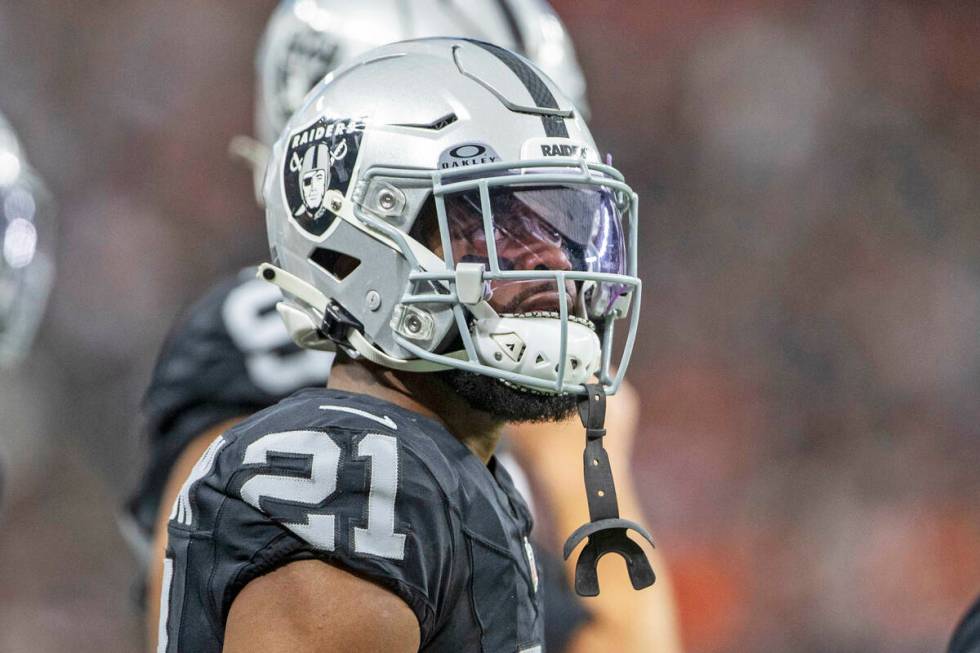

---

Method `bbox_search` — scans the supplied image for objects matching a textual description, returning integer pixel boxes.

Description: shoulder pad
[176,391,462,640]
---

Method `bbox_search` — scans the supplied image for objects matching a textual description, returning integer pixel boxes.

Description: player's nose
[511,239,573,273]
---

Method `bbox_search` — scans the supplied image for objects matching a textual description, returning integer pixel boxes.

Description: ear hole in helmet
[409,196,441,252]
[310,247,361,281]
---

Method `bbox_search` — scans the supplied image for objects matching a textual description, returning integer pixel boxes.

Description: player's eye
[541,223,562,243]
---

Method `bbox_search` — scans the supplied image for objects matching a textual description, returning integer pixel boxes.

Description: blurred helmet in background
[238,0,589,201]
[260,38,639,396]
[0,112,55,369]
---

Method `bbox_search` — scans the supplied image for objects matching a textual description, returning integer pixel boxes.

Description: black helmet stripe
[465,39,569,138]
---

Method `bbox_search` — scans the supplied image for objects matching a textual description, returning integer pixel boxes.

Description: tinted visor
[442,185,628,318]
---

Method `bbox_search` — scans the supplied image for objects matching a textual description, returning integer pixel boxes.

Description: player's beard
[439,368,578,423]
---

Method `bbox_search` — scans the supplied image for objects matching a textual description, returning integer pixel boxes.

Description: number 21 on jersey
[158,429,406,653]
[240,429,407,560]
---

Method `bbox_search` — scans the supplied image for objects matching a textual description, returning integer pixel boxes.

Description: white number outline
[239,430,405,560]
[157,556,174,653]
[353,433,407,560]
[240,430,341,551]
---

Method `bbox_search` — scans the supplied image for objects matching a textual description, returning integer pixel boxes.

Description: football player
[156,38,655,652]
[131,0,590,623]
[130,2,590,575]
[134,2,680,652]
[0,111,55,506]
[950,594,980,653]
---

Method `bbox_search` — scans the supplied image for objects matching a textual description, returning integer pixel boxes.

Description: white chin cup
[471,315,601,390]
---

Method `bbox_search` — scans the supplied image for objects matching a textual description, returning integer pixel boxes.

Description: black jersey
[159,388,544,653]
[126,268,333,541]
[950,593,980,653]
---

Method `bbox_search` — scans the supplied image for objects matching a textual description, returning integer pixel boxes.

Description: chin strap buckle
[319,300,363,346]
[562,383,656,597]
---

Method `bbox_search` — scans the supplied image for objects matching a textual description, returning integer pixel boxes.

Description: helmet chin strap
[562,384,656,597]
[257,263,463,371]
[347,329,468,372]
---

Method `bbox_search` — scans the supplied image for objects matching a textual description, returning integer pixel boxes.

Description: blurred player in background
[0,112,54,370]
[126,2,680,652]
[232,0,588,205]
[0,111,56,505]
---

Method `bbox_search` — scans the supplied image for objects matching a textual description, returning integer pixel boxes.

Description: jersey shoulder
[163,388,546,652]
[170,388,464,642]
[226,387,468,498]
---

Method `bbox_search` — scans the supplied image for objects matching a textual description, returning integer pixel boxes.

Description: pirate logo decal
[298,143,332,216]
[283,116,365,235]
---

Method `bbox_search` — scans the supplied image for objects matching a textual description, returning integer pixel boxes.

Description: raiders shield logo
[283,116,366,236]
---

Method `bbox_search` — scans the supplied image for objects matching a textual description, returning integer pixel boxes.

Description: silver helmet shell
[262,39,639,396]
[254,0,589,149]
[0,113,54,368]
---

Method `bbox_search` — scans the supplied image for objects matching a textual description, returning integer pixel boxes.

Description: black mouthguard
[562,383,656,597]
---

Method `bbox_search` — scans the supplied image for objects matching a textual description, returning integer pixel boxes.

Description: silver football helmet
[0,113,54,368]
[239,0,589,202]
[260,39,638,395]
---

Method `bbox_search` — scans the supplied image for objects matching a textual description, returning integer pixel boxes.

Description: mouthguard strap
[563,383,656,596]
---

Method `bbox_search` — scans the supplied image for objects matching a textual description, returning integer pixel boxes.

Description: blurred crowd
[0,1,977,652]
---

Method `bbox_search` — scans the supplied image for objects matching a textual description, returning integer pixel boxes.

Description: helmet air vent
[390,113,458,131]
[310,247,361,282]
